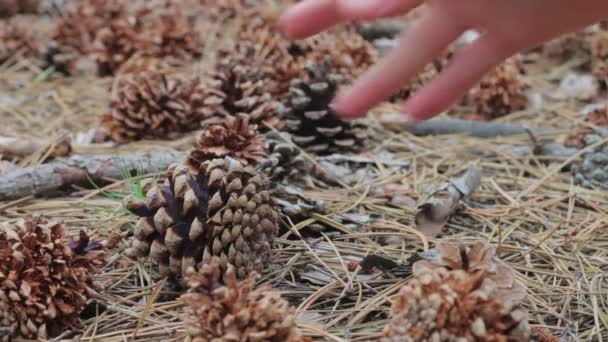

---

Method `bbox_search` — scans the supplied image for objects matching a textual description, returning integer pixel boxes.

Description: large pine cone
[124,157,279,280]
[468,57,529,120]
[182,261,303,342]
[383,241,529,342]
[283,63,367,155]
[98,73,209,143]
[203,59,284,130]
[188,113,268,168]
[0,217,104,341]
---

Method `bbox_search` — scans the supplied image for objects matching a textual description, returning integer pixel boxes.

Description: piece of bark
[380,115,553,138]
[0,134,72,161]
[415,166,482,237]
[0,151,185,201]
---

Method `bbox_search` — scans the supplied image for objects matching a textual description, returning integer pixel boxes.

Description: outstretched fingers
[332,9,465,119]
[278,0,421,39]
[403,33,517,120]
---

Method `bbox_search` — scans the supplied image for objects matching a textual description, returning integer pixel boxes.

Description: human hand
[278,0,608,121]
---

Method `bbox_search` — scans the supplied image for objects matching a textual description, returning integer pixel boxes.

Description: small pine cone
[203,59,284,130]
[188,114,268,168]
[565,107,608,148]
[182,262,302,342]
[468,57,529,120]
[591,30,608,85]
[92,15,146,77]
[542,31,592,61]
[0,23,37,65]
[142,9,202,62]
[124,157,279,280]
[98,73,209,143]
[259,131,322,184]
[221,9,305,99]
[573,140,608,189]
[0,217,104,341]
[382,241,529,342]
[51,0,126,54]
[283,63,367,155]
[292,25,378,81]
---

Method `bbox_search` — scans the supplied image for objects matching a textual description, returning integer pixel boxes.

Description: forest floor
[1,3,607,342]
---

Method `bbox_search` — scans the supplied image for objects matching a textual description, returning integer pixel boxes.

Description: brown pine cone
[182,261,302,342]
[0,217,104,341]
[92,13,147,77]
[0,23,37,65]
[468,57,529,120]
[203,59,285,130]
[188,114,268,168]
[51,0,126,54]
[283,63,368,155]
[383,241,529,342]
[124,157,279,280]
[292,25,378,81]
[98,73,209,143]
[142,9,202,62]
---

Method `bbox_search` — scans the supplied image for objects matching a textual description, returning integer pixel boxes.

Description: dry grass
[1,8,607,342]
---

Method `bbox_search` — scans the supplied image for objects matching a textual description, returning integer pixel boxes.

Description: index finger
[278,0,421,39]
[332,8,465,119]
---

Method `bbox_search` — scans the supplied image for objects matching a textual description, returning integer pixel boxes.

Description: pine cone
[188,114,268,168]
[382,241,529,342]
[92,14,147,77]
[565,107,608,148]
[0,23,36,65]
[0,217,104,341]
[542,31,592,61]
[182,261,302,342]
[124,157,279,280]
[292,25,378,81]
[573,140,608,189]
[283,63,368,155]
[51,0,126,54]
[468,58,529,120]
[203,59,284,130]
[216,8,305,99]
[142,9,202,62]
[98,73,209,143]
[259,131,317,183]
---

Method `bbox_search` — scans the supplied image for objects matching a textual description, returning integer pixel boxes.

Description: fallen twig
[380,115,553,138]
[0,151,185,201]
[0,133,72,161]
[415,165,482,237]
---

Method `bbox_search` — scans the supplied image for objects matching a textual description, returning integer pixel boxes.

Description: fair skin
[278,0,608,121]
